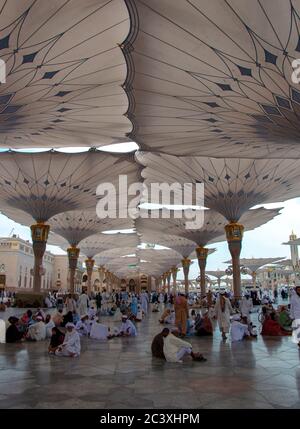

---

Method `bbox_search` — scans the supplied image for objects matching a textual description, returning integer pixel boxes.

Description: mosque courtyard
[1,0,300,414]
[1,307,299,410]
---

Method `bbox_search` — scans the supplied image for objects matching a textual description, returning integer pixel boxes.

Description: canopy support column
[67,246,80,295]
[31,223,50,294]
[182,257,191,295]
[85,258,95,295]
[225,222,244,300]
[196,246,209,298]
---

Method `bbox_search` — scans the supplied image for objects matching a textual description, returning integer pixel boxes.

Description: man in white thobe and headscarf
[26,316,46,341]
[55,323,81,357]
[230,314,250,342]
[75,314,90,336]
[141,292,149,315]
[240,294,253,322]
[290,284,300,347]
[118,315,137,337]
[65,293,77,313]
[162,329,206,363]
[214,292,233,340]
[78,291,89,316]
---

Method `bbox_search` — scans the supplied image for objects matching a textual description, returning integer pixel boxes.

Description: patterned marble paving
[0,307,300,409]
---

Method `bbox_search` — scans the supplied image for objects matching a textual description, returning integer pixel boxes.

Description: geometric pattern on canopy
[0,150,139,222]
[136,207,282,246]
[48,210,135,247]
[224,257,285,272]
[125,0,300,158]
[0,0,132,148]
[137,247,183,265]
[136,151,300,221]
[80,235,140,259]
[138,232,196,259]
[206,270,227,280]
[94,245,139,263]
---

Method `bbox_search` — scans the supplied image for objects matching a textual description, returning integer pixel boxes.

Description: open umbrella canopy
[0,0,132,148]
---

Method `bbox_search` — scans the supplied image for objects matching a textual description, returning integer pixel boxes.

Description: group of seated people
[5,304,139,358]
[157,304,260,343]
[158,307,213,337]
[261,305,292,336]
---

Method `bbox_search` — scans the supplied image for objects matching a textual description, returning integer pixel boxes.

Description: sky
[0,143,297,281]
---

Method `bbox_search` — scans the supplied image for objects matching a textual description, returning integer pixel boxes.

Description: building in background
[0,236,54,292]
[0,236,84,293]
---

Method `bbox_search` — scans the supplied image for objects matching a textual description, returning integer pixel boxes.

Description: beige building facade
[0,236,84,293]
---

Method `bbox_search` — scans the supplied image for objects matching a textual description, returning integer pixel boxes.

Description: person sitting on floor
[6,317,23,343]
[55,323,81,357]
[48,327,65,354]
[194,312,213,336]
[20,309,33,326]
[119,300,127,314]
[151,328,169,359]
[152,302,159,312]
[135,304,143,322]
[75,314,90,336]
[88,306,97,320]
[241,316,257,337]
[162,329,207,363]
[90,319,113,340]
[230,314,250,342]
[52,309,64,327]
[278,305,293,332]
[35,308,46,322]
[0,301,6,311]
[61,311,73,327]
[72,311,80,325]
[261,312,291,336]
[45,314,55,338]
[26,315,46,341]
[159,308,171,324]
[186,318,196,336]
[117,315,137,337]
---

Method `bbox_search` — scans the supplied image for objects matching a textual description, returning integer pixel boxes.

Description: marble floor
[0,307,300,409]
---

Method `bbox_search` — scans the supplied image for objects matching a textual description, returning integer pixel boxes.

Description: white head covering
[232,314,241,321]
[65,322,75,329]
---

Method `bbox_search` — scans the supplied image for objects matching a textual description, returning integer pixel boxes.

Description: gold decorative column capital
[181,257,191,268]
[30,223,50,242]
[67,246,80,259]
[225,222,244,242]
[171,266,179,275]
[196,246,209,260]
[85,258,95,270]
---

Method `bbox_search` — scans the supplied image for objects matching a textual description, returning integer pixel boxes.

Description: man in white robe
[90,320,110,340]
[240,294,253,322]
[65,294,77,313]
[88,306,97,320]
[26,316,46,341]
[75,314,90,336]
[78,291,89,316]
[214,292,233,340]
[162,330,206,363]
[118,315,137,337]
[45,318,55,338]
[230,314,250,342]
[141,292,149,315]
[55,323,81,357]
